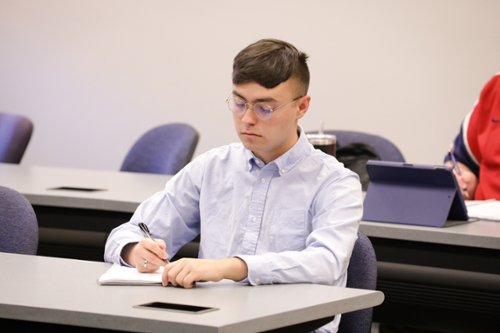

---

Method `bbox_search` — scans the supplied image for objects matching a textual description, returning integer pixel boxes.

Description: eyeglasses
[225,95,302,120]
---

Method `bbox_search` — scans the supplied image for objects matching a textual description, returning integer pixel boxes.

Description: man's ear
[296,95,311,120]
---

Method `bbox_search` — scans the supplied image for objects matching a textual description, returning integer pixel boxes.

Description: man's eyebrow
[232,91,246,100]
[232,91,277,103]
[255,97,277,103]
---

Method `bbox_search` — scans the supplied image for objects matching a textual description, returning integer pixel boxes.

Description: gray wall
[1,1,499,170]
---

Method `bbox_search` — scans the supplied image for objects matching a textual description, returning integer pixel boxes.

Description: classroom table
[0,253,384,333]
[2,163,499,331]
[0,163,172,261]
[359,220,500,332]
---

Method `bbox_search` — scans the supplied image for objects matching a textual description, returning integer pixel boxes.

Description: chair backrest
[338,231,378,333]
[0,186,39,255]
[120,123,199,175]
[322,130,405,162]
[0,112,34,163]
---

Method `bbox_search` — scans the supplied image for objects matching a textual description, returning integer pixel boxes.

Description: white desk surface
[0,253,384,333]
[0,163,171,212]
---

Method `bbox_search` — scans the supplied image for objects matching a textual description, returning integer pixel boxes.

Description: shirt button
[255,277,261,283]
[252,216,257,222]
[281,168,286,173]
[256,160,260,164]
[261,178,266,183]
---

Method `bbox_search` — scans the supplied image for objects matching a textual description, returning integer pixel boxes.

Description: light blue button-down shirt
[105,126,362,332]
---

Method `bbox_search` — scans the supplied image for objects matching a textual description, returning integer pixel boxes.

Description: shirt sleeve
[444,112,480,178]
[236,171,362,287]
[444,73,500,178]
[104,154,205,264]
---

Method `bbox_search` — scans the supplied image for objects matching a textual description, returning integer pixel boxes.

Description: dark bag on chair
[336,143,381,191]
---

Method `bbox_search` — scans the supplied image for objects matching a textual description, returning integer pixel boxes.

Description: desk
[0,253,384,333]
[3,163,498,330]
[360,220,500,332]
[0,163,171,261]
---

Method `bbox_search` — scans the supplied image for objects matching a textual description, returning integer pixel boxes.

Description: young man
[105,39,362,332]
[445,72,500,200]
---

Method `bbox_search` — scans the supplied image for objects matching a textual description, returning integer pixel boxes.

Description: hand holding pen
[137,222,169,270]
[448,151,469,198]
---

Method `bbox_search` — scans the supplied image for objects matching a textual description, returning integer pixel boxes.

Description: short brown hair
[232,39,310,96]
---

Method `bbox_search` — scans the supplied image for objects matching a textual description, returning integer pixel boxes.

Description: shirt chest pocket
[269,209,307,252]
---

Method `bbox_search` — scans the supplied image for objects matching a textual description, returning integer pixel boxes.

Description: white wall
[1,0,499,170]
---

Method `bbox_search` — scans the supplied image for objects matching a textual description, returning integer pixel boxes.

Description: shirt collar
[245,124,311,174]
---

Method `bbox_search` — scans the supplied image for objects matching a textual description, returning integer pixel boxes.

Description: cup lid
[306,133,336,145]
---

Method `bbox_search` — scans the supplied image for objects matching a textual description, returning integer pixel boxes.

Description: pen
[138,222,169,263]
[448,151,469,198]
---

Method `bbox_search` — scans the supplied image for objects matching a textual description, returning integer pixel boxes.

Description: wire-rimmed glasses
[225,95,301,120]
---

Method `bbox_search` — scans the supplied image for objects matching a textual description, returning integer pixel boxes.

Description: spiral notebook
[98,264,163,285]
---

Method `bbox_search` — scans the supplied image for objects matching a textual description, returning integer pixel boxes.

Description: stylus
[448,151,469,198]
[138,222,170,263]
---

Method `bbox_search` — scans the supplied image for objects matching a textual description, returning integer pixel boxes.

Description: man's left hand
[162,257,248,288]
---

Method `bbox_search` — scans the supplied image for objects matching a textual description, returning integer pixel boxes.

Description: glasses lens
[254,103,272,119]
[228,98,246,114]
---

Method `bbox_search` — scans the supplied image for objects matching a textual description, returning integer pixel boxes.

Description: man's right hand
[121,238,169,273]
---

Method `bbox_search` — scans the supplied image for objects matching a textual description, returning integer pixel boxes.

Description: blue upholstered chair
[312,130,405,162]
[338,231,378,333]
[0,186,39,255]
[120,123,199,175]
[0,112,34,163]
